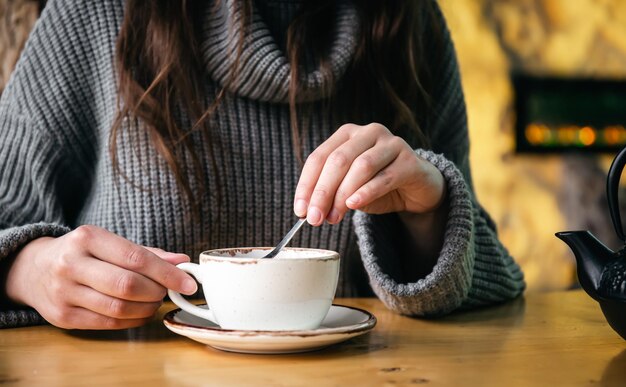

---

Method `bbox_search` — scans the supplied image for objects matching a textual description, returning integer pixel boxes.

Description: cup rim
[199,247,339,263]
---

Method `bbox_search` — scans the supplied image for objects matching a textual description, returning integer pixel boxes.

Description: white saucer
[163,304,377,354]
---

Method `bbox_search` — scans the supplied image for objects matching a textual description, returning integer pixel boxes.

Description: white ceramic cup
[168,247,340,331]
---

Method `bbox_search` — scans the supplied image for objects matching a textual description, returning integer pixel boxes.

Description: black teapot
[556,147,626,340]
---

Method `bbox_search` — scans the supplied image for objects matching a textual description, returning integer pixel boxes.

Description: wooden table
[1,290,625,386]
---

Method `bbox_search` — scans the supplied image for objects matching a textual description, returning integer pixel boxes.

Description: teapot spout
[556,230,615,300]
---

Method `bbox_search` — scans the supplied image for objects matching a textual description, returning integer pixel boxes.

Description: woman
[0,0,524,329]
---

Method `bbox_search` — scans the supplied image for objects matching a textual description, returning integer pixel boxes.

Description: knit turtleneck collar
[200,0,359,104]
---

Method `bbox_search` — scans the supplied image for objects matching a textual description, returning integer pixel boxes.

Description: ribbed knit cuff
[353,149,474,316]
[0,223,70,328]
[0,309,47,329]
[0,223,70,261]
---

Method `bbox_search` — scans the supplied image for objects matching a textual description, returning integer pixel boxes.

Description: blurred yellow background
[439,0,626,291]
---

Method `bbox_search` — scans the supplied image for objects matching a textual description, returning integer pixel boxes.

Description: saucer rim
[163,303,377,337]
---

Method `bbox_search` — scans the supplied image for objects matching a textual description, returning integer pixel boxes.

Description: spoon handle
[263,218,306,258]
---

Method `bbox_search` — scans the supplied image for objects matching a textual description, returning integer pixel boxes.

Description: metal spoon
[263,218,306,258]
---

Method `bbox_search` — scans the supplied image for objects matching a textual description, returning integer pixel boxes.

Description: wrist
[397,190,449,264]
[398,190,449,234]
[4,237,54,306]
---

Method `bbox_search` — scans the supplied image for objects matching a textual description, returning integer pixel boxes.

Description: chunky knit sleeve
[0,106,74,328]
[0,0,106,328]
[352,3,525,316]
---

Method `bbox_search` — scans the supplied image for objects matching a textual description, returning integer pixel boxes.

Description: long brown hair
[111,0,441,208]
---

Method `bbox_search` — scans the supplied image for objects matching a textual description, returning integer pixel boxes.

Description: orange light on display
[525,123,550,145]
[604,125,626,146]
[578,126,596,146]
[557,125,579,145]
[604,126,620,144]
[524,123,626,148]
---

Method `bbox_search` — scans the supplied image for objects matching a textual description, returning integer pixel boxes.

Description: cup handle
[167,263,217,323]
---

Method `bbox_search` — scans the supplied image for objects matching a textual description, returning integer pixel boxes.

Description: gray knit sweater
[0,0,524,328]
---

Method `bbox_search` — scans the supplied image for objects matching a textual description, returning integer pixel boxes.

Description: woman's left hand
[294,123,446,226]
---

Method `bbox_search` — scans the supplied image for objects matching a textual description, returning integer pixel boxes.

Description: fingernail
[307,207,322,225]
[327,209,340,224]
[183,279,198,294]
[294,199,307,217]
[347,194,361,207]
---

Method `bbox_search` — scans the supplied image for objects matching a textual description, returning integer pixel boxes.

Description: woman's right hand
[5,225,197,330]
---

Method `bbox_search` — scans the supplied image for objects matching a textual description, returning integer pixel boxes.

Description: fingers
[301,133,377,226]
[327,143,399,223]
[294,124,354,219]
[66,226,197,295]
[348,152,446,214]
[48,252,164,329]
[346,157,408,213]
[142,246,191,265]
[296,123,414,225]
[68,284,162,320]
[14,229,193,330]
[71,256,167,302]
[48,305,152,330]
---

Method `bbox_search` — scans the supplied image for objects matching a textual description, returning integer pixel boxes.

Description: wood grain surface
[1,291,625,386]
